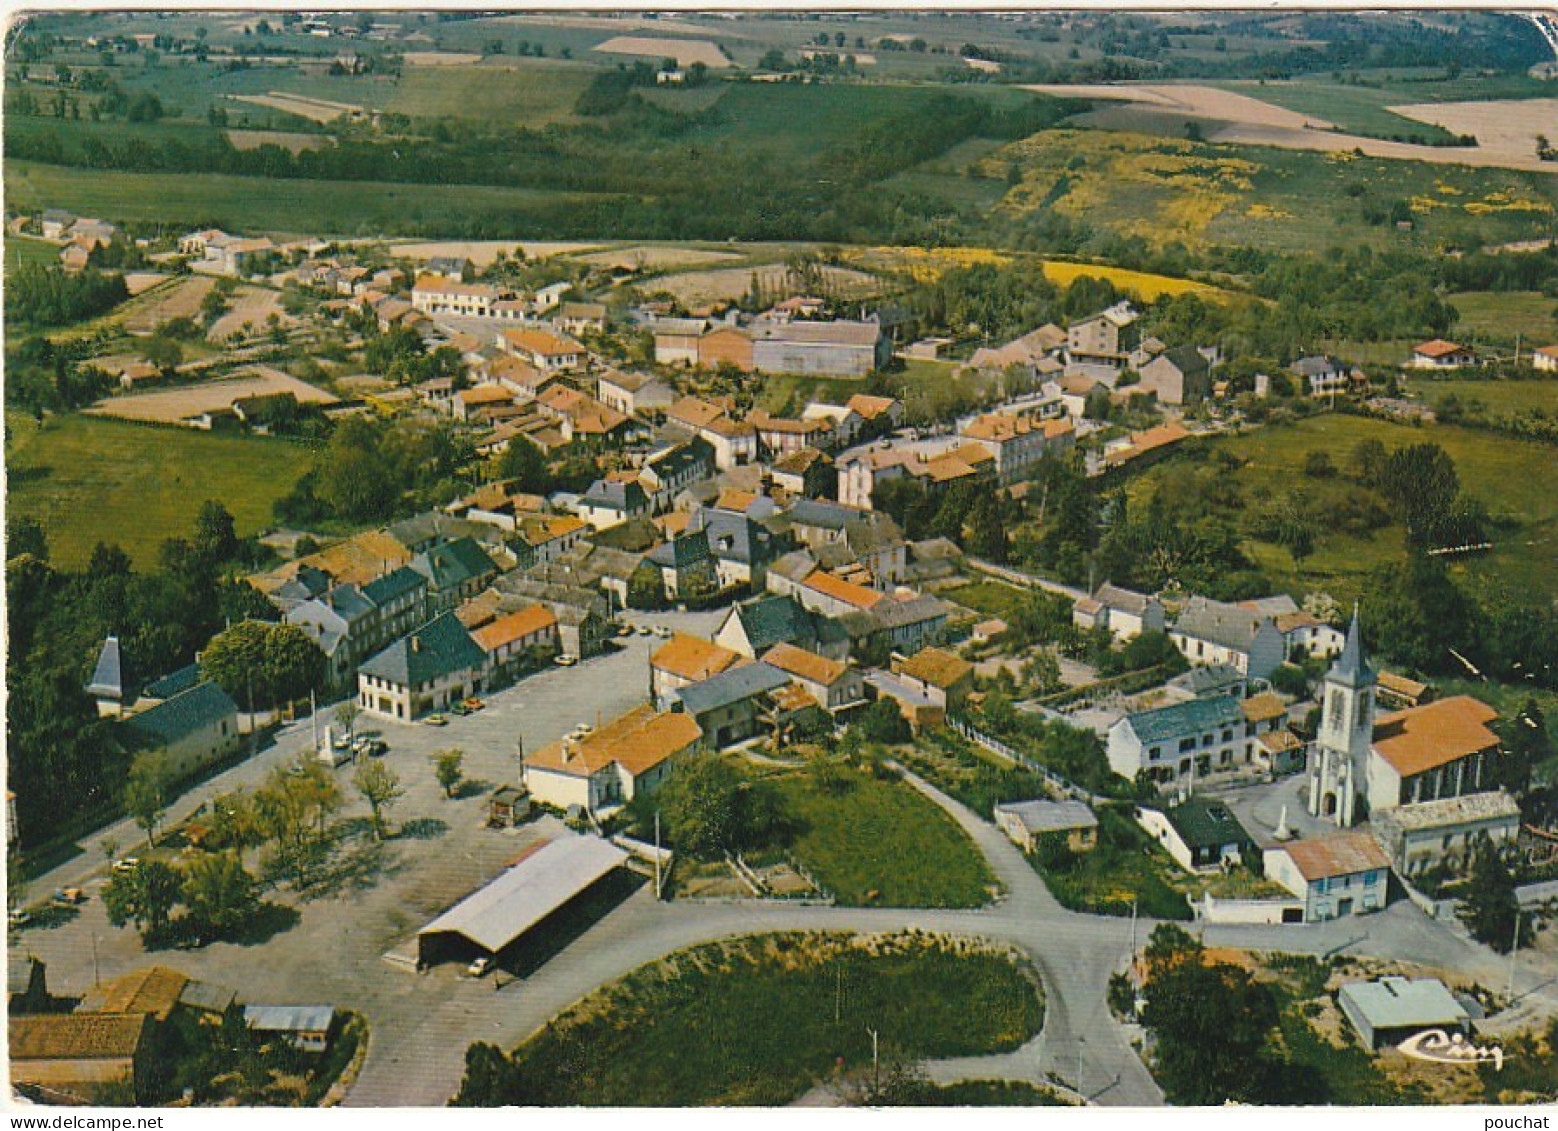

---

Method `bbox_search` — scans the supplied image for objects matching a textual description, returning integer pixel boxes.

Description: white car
[467,956,492,977]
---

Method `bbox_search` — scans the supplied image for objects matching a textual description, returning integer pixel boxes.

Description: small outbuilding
[994,800,1098,853]
[487,785,531,829]
[1337,977,1470,1051]
[244,1004,337,1053]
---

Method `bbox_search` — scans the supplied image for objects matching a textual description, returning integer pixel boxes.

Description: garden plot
[592,36,732,68]
[207,287,295,344]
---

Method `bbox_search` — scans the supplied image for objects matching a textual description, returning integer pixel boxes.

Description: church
[1307,609,1503,827]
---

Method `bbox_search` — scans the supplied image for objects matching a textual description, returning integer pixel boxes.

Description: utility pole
[310,689,318,756]
[653,811,662,900]
[91,933,100,987]
[1128,897,1139,984]
[866,1026,879,1097]
[1507,912,1523,1001]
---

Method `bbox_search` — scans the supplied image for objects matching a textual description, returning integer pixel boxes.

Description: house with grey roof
[1169,596,1286,681]
[120,682,242,780]
[688,507,780,591]
[859,593,951,655]
[750,319,888,377]
[673,661,793,748]
[286,566,430,689]
[577,477,651,532]
[647,527,719,602]
[1138,345,1214,406]
[1072,582,1165,642]
[713,593,849,661]
[1291,355,1350,398]
[357,613,490,722]
[411,537,498,612]
[1106,694,1250,785]
[1136,796,1254,873]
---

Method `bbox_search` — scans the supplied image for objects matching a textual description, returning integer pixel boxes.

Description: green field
[4,235,61,274]
[1407,377,1558,415]
[1447,291,1558,347]
[504,931,1044,1105]
[380,61,597,123]
[1138,413,1558,605]
[6,411,315,567]
[1212,79,1460,143]
[767,765,997,908]
[5,159,617,239]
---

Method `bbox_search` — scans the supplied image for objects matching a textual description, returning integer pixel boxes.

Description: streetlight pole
[866,1026,879,1097]
[653,811,662,900]
[1507,912,1523,1001]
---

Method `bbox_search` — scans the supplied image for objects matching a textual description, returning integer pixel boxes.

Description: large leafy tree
[452,1043,525,1106]
[181,850,259,937]
[124,751,174,847]
[353,760,404,841]
[1139,925,1280,1105]
[202,620,323,709]
[102,859,183,940]
[1377,442,1459,545]
[1458,839,1525,953]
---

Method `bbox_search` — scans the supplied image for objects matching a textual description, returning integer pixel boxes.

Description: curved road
[342,769,1558,1108]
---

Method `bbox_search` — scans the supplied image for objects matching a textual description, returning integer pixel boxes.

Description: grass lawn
[1405,376,1558,416]
[1446,291,1558,348]
[5,411,315,568]
[1027,806,1193,920]
[505,931,1044,1105]
[764,763,997,908]
[4,160,618,240]
[943,579,1035,621]
[1138,412,1558,606]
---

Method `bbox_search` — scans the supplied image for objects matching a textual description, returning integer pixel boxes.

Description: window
[1179,738,1196,753]
[1221,729,1233,743]
[1150,746,1163,761]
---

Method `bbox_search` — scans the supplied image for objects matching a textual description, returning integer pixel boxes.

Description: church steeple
[1327,603,1373,689]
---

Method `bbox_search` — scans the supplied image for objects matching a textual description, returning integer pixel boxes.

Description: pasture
[1208,80,1459,143]
[5,160,618,239]
[1447,291,1558,346]
[1137,413,1558,605]
[4,235,61,274]
[1405,377,1558,416]
[380,61,596,124]
[641,263,882,307]
[5,410,315,568]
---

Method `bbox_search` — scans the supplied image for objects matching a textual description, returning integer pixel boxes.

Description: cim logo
[1397,1028,1505,1071]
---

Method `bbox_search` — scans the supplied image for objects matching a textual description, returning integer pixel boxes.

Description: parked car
[451,702,472,717]
[462,697,486,712]
[554,655,577,667]
[617,624,635,638]
[467,956,492,978]
[53,888,86,906]
[652,625,672,638]
[112,857,140,875]
[423,713,448,727]
[637,625,653,636]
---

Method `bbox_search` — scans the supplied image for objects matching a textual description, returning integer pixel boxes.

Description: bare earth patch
[573,245,744,270]
[230,92,369,125]
[123,272,168,296]
[1388,99,1558,165]
[393,240,602,266]
[592,36,732,68]
[208,287,295,344]
[87,367,338,425]
[226,129,333,154]
[645,264,881,307]
[1033,83,1557,174]
[402,51,485,66]
[500,13,753,39]
[121,275,216,335]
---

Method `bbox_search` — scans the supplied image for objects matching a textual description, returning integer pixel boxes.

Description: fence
[948,716,1106,806]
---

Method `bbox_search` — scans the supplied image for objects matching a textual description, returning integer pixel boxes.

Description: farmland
[1445,290,1558,347]
[5,410,315,568]
[6,160,619,239]
[1406,377,1558,417]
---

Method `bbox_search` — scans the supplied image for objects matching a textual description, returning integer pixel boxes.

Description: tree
[125,751,174,846]
[658,753,751,859]
[452,1043,525,1106]
[856,698,911,745]
[1349,438,1388,484]
[334,701,359,741]
[497,437,549,493]
[1378,442,1459,545]
[180,850,259,938]
[102,859,182,939]
[192,500,240,565]
[138,334,182,374]
[202,620,323,709]
[1457,839,1525,953]
[8,517,49,561]
[1140,931,1279,1104]
[432,748,465,799]
[353,760,404,841]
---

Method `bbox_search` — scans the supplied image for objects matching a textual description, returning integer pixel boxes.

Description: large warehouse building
[416,835,629,972]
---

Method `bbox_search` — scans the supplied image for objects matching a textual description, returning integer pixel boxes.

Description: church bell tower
[1308,606,1375,827]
